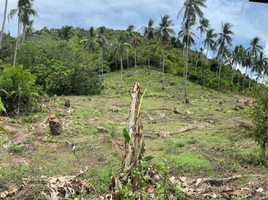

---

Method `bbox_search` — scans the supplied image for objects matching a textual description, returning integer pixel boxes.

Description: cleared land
[0,68,267,198]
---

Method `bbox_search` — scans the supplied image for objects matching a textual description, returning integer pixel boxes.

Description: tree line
[0,0,267,112]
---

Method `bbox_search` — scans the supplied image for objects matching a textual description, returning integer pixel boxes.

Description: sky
[0,0,268,81]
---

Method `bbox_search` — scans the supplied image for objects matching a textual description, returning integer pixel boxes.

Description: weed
[8,144,23,153]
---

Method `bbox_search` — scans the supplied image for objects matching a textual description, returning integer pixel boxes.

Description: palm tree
[202,29,217,76]
[216,22,234,87]
[230,46,241,84]
[58,25,73,40]
[126,25,135,70]
[131,33,141,71]
[242,50,252,88]
[21,3,38,42]
[195,18,210,72]
[178,21,197,48]
[8,0,36,66]
[247,37,263,88]
[178,0,207,97]
[142,18,155,74]
[81,27,98,54]
[255,51,267,84]
[96,27,108,79]
[0,0,8,54]
[155,14,175,90]
[114,31,130,87]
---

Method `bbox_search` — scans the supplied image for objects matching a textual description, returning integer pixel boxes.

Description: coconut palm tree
[131,33,141,71]
[114,31,130,87]
[155,14,175,90]
[195,18,210,72]
[21,3,38,42]
[178,0,207,97]
[8,0,35,66]
[81,27,98,54]
[247,37,263,88]
[0,0,8,54]
[202,29,217,76]
[142,18,155,74]
[178,20,197,49]
[216,22,234,87]
[126,25,135,70]
[255,51,268,84]
[96,27,108,79]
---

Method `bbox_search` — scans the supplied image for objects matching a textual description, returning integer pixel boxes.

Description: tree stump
[49,118,62,135]
[124,82,145,171]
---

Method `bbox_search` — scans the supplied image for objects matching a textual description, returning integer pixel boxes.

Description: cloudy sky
[1,0,268,52]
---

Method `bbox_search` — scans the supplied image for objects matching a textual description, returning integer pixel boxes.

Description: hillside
[0,68,267,199]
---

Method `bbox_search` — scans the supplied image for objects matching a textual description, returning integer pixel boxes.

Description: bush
[0,64,39,113]
[30,59,102,96]
[251,88,268,164]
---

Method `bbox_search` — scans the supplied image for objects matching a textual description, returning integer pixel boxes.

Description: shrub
[0,64,39,113]
[251,88,268,164]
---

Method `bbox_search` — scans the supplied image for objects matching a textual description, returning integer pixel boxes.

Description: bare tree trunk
[22,22,26,42]
[127,51,129,70]
[0,0,8,54]
[231,69,235,84]
[249,70,253,88]
[147,49,150,75]
[124,83,145,171]
[13,14,22,67]
[120,56,123,87]
[218,55,223,87]
[162,45,165,90]
[204,44,209,77]
[134,47,137,71]
[243,66,248,89]
[183,27,189,97]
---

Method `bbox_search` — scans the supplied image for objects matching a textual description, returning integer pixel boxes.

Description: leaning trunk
[0,0,8,54]
[195,34,202,73]
[162,44,165,90]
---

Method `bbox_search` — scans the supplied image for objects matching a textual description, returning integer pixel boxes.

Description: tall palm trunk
[249,70,253,88]
[0,0,8,54]
[22,22,27,42]
[204,43,209,76]
[195,34,202,73]
[218,54,223,87]
[243,66,248,89]
[127,52,129,70]
[183,26,190,97]
[147,49,150,74]
[120,56,123,87]
[134,47,137,70]
[13,11,22,66]
[231,69,236,84]
[162,44,165,90]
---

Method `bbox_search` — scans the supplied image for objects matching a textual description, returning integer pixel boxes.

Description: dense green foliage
[0,64,39,113]
[251,88,268,163]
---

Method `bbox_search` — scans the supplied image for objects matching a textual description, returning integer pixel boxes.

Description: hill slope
[0,68,266,197]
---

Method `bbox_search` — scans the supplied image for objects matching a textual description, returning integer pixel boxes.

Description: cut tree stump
[49,118,62,135]
[124,82,145,171]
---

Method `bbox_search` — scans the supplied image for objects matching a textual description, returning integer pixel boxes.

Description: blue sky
[1,0,268,54]
[1,0,268,49]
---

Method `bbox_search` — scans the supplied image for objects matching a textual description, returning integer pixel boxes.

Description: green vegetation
[251,88,268,164]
